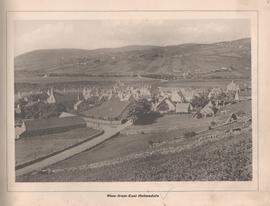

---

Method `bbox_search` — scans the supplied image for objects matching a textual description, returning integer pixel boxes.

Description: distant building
[235,90,240,101]
[47,88,56,104]
[226,81,240,93]
[43,73,48,78]
[15,104,21,114]
[170,90,185,103]
[200,103,215,117]
[50,90,84,110]
[155,97,176,114]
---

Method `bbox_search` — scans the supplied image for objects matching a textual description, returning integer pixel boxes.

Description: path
[16,120,133,176]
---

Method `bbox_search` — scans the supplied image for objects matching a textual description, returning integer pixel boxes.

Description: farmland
[16,119,252,182]
[39,115,222,170]
[15,127,100,166]
[24,100,251,172]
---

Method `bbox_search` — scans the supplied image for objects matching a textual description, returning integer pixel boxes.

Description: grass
[15,127,99,166]
[123,113,219,134]
[16,125,252,182]
[39,101,250,170]
[26,100,250,171]
[15,38,250,79]
[15,99,252,181]
[43,115,218,170]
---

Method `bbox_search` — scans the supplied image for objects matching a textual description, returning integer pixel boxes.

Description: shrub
[210,121,216,127]
[184,131,197,139]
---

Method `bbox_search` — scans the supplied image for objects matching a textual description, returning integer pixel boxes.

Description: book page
[1,0,270,205]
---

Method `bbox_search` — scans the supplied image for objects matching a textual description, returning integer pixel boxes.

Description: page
[1,0,270,205]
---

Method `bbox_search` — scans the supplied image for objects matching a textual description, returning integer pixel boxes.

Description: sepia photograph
[12,16,254,183]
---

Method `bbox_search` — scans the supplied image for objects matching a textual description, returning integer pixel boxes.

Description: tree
[191,95,209,109]
[127,98,153,123]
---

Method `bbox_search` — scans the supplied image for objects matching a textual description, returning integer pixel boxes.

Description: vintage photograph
[13,18,252,182]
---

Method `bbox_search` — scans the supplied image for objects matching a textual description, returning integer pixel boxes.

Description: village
[14,79,249,138]
[14,77,252,175]
[14,77,252,180]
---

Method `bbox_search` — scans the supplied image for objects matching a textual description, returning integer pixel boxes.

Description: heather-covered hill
[15,38,251,79]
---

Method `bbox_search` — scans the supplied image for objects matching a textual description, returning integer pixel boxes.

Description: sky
[14,19,250,56]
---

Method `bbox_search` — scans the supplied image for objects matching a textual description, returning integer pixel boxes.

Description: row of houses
[15,115,86,139]
[15,81,243,139]
[15,80,242,117]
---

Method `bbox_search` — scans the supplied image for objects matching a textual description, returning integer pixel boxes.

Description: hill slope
[15,38,251,78]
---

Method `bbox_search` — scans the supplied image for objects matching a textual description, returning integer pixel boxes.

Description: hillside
[15,38,251,79]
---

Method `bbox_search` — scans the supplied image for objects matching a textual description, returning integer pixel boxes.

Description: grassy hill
[15,38,251,79]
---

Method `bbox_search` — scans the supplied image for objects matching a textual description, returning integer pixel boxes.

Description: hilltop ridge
[15,38,251,79]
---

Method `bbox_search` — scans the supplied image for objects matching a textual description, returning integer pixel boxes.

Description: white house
[170,90,185,103]
[154,97,176,113]
[15,104,21,114]
[47,88,56,104]
[226,81,240,93]
[15,122,26,140]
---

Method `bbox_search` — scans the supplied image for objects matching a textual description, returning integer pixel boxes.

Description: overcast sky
[14,19,250,56]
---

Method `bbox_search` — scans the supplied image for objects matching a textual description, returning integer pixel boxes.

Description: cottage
[155,97,176,114]
[46,88,56,104]
[200,105,215,117]
[193,102,216,118]
[17,116,86,138]
[15,104,21,114]
[226,81,240,93]
[170,90,185,103]
[175,103,193,114]
[53,91,83,110]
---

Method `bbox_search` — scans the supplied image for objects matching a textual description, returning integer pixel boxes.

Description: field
[41,115,219,170]
[16,121,252,182]
[15,75,158,84]
[32,100,251,171]
[15,127,100,166]
[14,76,160,93]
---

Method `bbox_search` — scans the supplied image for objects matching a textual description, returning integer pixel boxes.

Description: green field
[15,127,100,166]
